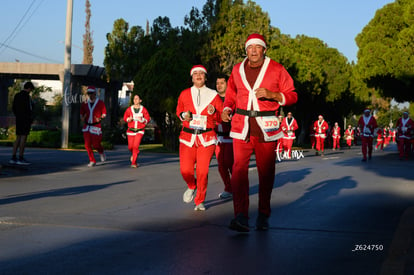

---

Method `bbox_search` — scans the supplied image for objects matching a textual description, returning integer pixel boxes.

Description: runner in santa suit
[281,112,298,159]
[313,115,328,156]
[309,124,316,149]
[80,86,107,167]
[396,111,414,160]
[123,94,151,168]
[375,127,384,150]
[344,125,354,149]
[177,65,223,211]
[357,108,378,162]
[222,33,297,232]
[331,122,341,150]
[214,74,233,199]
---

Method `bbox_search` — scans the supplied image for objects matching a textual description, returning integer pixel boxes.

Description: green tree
[356,0,414,102]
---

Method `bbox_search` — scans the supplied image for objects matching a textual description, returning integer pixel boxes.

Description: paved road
[0,144,413,275]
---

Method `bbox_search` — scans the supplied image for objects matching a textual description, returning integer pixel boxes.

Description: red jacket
[357,115,378,138]
[313,120,329,138]
[176,86,223,147]
[281,117,298,140]
[123,105,151,136]
[80,99,106,135]
[224,57,297,141]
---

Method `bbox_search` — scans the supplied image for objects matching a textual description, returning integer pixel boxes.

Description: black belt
[129,127,145,133]
[217,132,230,137]
[87,122,100,126]
[183,127,213,135]
[235,108,275,117]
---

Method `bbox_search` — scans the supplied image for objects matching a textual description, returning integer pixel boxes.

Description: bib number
[190,114,207,130]
[261,116,279,132]
[133,113,143,121]
[89,126,101,135]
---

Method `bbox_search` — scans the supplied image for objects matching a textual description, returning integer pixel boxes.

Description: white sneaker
[194,203,206,211]
[100,153,106,163]
[183,188,196,203]
[87,162,96,167]
[218,191,232,199]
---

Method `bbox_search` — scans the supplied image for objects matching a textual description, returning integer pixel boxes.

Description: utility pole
[61,0,73,148]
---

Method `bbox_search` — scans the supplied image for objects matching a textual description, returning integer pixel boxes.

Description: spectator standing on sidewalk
[9,81,35,165]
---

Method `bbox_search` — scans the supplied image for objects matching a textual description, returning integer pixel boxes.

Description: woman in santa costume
[123,94,151,168]
[357,108,378,162]
[80,86,107,167]
[331,122,341,150]
[281,112,298,159]
[396,111,414,160]
[344,125,354,149]
[313,115,328,156]
[176,65,223,211]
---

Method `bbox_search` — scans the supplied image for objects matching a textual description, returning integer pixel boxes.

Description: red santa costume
[331,123,341,150]
[396,112,414,160]
[123,95,151,167]
[375,128,384,150]
[223,34,297,230]
[281,113,298,158]
[344,125,354,148]
[313,115,328,155]
[80,86,107,166]
[357,109,378,161]
[176,65,223,211]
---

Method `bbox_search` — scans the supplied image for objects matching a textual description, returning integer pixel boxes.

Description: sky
[0,0,395,67]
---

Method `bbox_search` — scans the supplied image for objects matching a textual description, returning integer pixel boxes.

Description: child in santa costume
[375,127,384,150]
[313,115,328,156]
[176,65,223,211]
[80,86,107,167]
[123,94,151,168]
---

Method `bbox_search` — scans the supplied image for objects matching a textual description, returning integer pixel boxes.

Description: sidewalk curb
[381,207,414,275]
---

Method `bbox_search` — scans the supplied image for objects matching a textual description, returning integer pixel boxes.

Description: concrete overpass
[0,62,121,135]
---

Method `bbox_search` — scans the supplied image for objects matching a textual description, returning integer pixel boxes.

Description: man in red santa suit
[123,94,151,168]
[281,112,298,159]
[222,33,297,232]
[215,74,234,199]
[396,111,414,160]
[313,115,328,156]
[357,108,378,162]
[331,122,341,150]
[176,65,223,211]
[344,125,354,149]
[80,86,107,167]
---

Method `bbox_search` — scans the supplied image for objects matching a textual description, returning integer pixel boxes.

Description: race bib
[189,114,207,130]
[288,131,293,136]
[319,134,326,139]
[133,113,143,121]
[261,116,279,132]
[402,127,407,132]
[89,126,102,135]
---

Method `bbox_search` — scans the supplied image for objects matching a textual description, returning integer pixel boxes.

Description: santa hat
[318,115,323,119]
[245,33,267,50]
[87,86,97,93]
[190,65,207,76]
[364,108,370,113]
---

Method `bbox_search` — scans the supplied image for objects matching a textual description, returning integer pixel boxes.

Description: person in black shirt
[9,81,34,165]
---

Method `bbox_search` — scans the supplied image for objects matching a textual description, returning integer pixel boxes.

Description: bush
[27,130,61,148]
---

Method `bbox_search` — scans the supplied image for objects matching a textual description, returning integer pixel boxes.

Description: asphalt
[0,143,414,275]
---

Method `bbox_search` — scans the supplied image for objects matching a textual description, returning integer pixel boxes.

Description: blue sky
[0,0,394,67]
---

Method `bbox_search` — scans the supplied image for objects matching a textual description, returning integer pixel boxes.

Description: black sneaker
[9,157,18,164]
[256,213,269,231]
[16,157,31,165]
[229,213,249,232]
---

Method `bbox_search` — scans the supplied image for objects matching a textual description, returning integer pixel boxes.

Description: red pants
[346,138,352,147]
[179,143,215,205]
[231,137,276,218]
[128,133,144,165]
[282,138,294,158]
[361,136,373,160]
[398,138,411,159]
[83,132,104,163]
[332,137,340,149]
[310,136,316,149]
[376,139,384,150]
[215,142,233,193]
[315,136,325,152]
